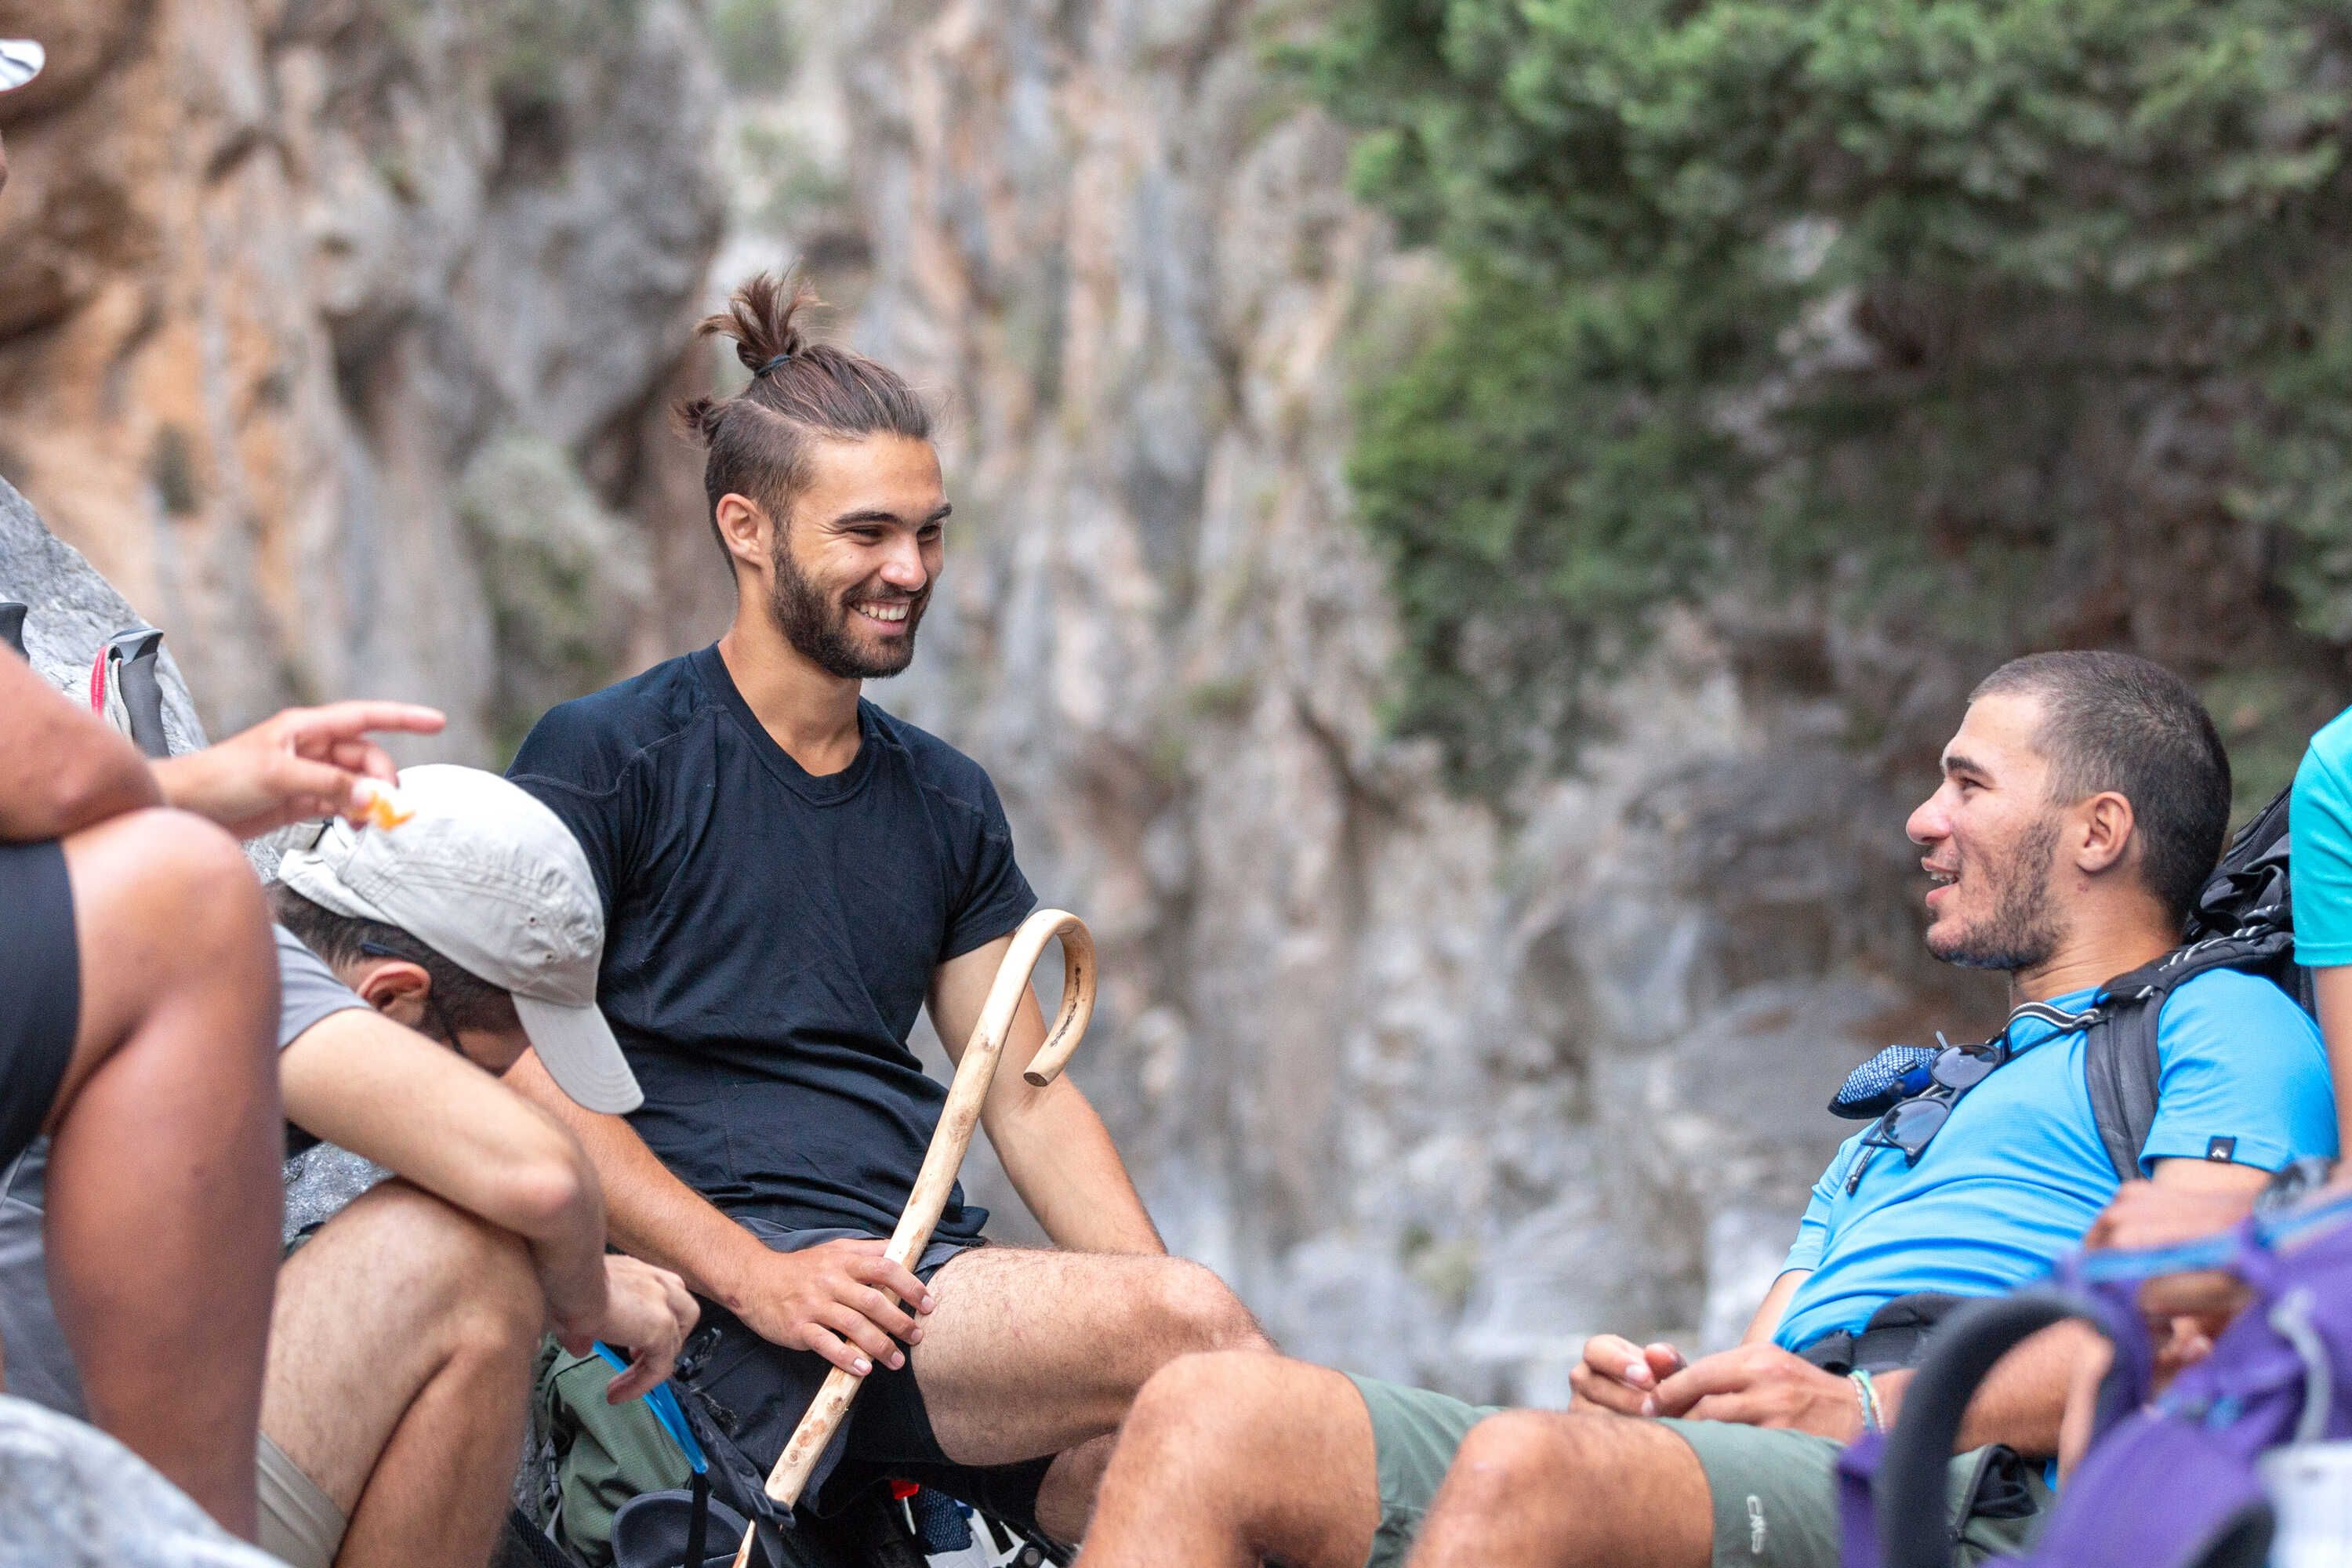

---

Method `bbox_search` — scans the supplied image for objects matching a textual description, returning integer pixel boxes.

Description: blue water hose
[593,1341,709,1475]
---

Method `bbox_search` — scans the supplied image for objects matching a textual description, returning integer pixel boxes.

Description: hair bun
[693,270,818,377]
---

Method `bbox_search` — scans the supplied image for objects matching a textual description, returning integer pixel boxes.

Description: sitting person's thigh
[1655,1419,2050,1568]
[260,1181,535,1513]
[909,1244,1261,1437]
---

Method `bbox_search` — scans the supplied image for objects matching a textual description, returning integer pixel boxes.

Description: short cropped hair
[270,885,512,1038]
[1970,651,2230,925]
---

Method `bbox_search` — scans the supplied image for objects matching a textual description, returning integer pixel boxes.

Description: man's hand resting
[2088,1179,2256,1355]
[730,1239,935,1377]
[1570,1334,1688,1416]
[592,1256,701,1403]
[1650,1343,1865,1440]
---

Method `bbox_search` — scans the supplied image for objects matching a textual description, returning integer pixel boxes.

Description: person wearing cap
[0,760,701,1568]
[2,554,451,1548]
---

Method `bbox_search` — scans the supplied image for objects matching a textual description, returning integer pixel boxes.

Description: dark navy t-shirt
[508,646,1036,1242]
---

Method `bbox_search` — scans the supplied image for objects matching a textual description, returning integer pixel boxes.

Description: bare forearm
[1875,1321,2101,1457]
[986,1081,1163,1254]
[503,1050,772,1305]
[0,659,161,838]
[283,1015,608,1316]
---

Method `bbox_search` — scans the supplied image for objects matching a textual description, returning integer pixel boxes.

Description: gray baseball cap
[277,764,643,1113]
[0,40,42,93]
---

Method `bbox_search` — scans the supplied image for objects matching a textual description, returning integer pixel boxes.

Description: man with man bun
[505,272,1269,1543]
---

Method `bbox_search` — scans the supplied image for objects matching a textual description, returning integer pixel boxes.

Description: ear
[353,959,433,1031]
[2074,790,2137,877]
[714,492,777,572]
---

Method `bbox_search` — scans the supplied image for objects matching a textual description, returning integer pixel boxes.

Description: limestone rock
[0,1395,282,1568]
[0,0,728,756]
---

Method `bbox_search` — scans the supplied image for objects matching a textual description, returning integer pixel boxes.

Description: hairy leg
[909,1247,1269,1540]
[262,1181,544,1568]
[1030,1432,1113,1542]
[1407,1410,1711,1568]
[1076,1352,1379,1568]
[46,809,281,1537]
[912,1247,1268,1461]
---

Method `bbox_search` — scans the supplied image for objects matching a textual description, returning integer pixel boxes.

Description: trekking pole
[727,908,1097,1568]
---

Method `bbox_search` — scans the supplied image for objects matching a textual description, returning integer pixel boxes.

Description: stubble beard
[768,535,926,681]
[1927,813,2068,975]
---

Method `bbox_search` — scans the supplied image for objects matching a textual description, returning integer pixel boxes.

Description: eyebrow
[1943,753,1987,779]
[829,503,953,529]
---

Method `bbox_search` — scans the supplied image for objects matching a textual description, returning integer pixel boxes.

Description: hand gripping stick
[728,909,1096,1568]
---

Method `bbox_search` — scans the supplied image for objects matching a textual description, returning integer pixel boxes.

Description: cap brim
[512,993,642,1114]
[0,41,45,93]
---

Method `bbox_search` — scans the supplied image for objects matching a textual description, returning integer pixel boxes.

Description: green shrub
[1299,1,2352,789]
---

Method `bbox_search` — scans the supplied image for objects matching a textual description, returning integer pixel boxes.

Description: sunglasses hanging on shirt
[1831,996,2107,1193]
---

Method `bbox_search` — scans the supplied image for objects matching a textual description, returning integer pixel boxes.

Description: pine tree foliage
[1301,2,2352,793]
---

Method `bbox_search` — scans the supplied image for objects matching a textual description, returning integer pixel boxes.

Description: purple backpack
[1838,1191,2352,1568]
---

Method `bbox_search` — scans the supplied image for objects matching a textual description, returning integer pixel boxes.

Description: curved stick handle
[730,911,1095,1565]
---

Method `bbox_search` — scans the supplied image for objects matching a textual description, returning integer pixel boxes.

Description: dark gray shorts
[0,839,78,1169]
[674,1221,1058,1533]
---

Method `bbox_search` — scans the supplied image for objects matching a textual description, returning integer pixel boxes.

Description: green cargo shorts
[1345,1374,2051,1568]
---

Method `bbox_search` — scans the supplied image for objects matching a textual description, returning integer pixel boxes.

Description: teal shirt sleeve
[2139,970,2339,1174]
[1781,1136,1860,1273]
[2293,710,2352,967]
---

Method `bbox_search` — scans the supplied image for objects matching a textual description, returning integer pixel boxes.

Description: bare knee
[1144,1260,1267,1356]
[52,808,274,1116]
[323,1183,543,1357]
[71,808,267,954]
[65,808,273,1020]
[1123,1351,1291,1461]
[1445,1410,1600,1510]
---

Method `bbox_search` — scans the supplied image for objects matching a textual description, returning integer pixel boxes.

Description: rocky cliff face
[767,1,2002,1397]
[0,0,2002,1403]
[0,0,729,757]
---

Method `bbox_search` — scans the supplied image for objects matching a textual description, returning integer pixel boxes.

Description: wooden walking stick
[728,908,1097,1568]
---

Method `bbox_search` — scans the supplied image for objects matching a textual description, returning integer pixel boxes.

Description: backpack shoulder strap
[2083,1001,2161,1185]
[2082,933,2297,1181]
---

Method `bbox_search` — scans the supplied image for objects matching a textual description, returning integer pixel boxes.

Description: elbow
[494,1139,597,1236]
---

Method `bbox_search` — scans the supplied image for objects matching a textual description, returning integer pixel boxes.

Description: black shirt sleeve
[507,702,637,915]
[942,770,1036,960]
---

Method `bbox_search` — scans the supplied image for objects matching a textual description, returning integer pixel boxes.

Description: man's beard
[1928,814,2067,973]
[768,537,927,680]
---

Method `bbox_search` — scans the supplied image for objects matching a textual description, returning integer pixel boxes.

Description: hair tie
[753,352,793,379]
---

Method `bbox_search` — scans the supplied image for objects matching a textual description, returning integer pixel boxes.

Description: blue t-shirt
[2294,707,2352,968]
[510,647,1037,1242]
[1773,967,2336,1353]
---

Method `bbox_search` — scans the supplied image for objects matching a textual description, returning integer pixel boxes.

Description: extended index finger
[288,701,448,748]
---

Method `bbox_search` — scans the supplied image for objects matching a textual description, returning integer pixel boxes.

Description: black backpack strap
[2082,931,2297,1182]
[2082,1007,2158,1186]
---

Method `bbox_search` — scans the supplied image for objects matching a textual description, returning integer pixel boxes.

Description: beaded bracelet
[1849,1368,1886,1434]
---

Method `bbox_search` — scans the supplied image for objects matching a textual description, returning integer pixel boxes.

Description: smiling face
[1906,691,2072,971]
[764,432,947,680]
